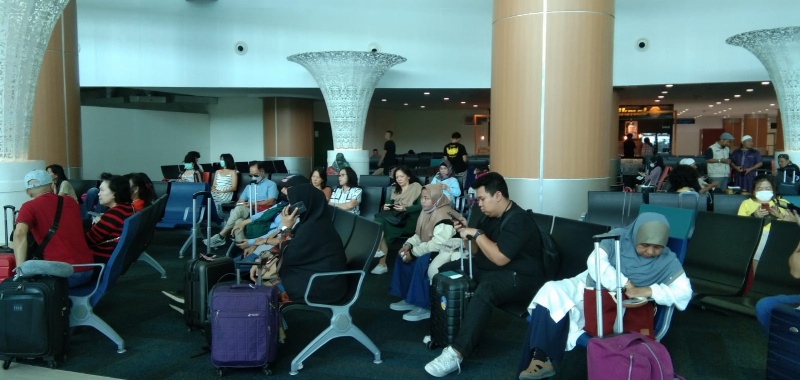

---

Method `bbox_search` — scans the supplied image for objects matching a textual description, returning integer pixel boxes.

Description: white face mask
[755,190,773,202]
[649,163,655,168]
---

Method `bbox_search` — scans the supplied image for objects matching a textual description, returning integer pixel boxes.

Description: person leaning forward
[424,172,545,377]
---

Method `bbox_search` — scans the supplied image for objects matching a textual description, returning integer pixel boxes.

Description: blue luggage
[210,263,280,376]
[766,303,800,379]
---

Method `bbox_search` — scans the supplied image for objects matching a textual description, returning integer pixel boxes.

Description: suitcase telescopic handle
[3,205,14,211]
[234,261,269,286]
[192,191,211,199]
[592,232,620,242]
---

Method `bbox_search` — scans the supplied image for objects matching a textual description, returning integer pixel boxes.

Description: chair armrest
[70,263,106,297]
[302,269,365,308]
[654,304,675,342]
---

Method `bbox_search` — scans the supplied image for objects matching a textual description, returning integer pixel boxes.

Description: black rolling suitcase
[427,238,474,350]
[183,191,234,330]
[766,303,800,379]
[0,276,70,370]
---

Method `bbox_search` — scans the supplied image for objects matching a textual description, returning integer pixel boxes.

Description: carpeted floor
[5,229,769,379]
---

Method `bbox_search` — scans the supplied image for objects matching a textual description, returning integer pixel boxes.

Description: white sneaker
[389,300,415,311]
[425,346,462,377]
[374,250,386,258]
[370,264,388,275]
[403,307,431,322]
[203,234,226,249]
[161,290,184,304]
[168,303,184,315]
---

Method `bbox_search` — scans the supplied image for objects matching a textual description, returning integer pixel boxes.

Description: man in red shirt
[13,169,94,287]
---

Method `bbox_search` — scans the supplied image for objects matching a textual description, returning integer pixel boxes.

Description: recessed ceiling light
[716,102,721,104]
[423,92,430,95]
[724,98,730,101]
[746,89,754,92]
[403,103,408,106]
[420,105,426,109]
[761,81,770,85]
[708,105,714,107]
[460,101,466,104]
[658,95,664,99]
[734,94,741,98]
[662,91,668,94]
[381,99,387,102]
[443,97,449,101]
[473,105,478,108]
[655,99,661,102]
[665,84,673,88]
[770,103,775,106]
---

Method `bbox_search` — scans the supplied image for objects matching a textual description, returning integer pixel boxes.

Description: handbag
[375,210,408,227]
[583,288,655,339]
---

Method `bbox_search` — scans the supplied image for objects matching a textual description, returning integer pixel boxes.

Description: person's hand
[242,245,256,257]
[236,240,251,249]
[281,204,298,229]
[753,207,769,218]
[393,204,406,212]
[399,245,413,263]
[458,227,477,241]
[249,264,260,283]
[383,203,392,210]
[237,201,249,208]
[768,205,784,218]
[231,219,250,235]
[91,215,101,225]
[625,285,652,299]
[709,180,720,188]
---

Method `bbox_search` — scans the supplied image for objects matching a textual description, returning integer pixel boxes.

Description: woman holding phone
[372,165,423,275]
[737,175,798,269]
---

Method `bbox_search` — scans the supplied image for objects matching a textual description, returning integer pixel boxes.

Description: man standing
[443,132,469,188]
[205,161,278,248]
[730,135,763,193]
[705,132,734,191]
[13,170,94,287]
[373,130,397,176]
[424,172,545,377]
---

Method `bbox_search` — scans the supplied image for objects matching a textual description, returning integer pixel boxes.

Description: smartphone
[288,201,307,215]
[447,211,461,223]
[761,203,770,210]
[87,211,102,217]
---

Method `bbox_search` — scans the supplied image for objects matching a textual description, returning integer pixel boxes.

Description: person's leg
[220,205,248,237]
[405,254,432,309]
[389,254,414,300]
[517,306,570,378]
[755,294,800,333]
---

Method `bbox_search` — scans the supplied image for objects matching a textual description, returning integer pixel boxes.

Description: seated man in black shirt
[424,172,545,377]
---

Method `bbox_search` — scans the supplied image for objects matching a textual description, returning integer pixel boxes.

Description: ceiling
[82,81,778,119]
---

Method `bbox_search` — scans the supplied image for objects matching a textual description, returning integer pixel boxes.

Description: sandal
[518,359,555,380]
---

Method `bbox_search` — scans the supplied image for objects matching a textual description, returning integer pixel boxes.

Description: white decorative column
[1,0,72,235]
[728,27,800,164]
[287,51,406,176]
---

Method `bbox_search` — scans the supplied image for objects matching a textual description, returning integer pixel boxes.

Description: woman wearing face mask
[178,153,201,182]
[637,155,664,187]
[738,175,798,269]
[211,153,238,214]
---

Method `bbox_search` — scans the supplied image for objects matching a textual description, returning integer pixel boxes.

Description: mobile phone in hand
[288,201,307,215]
[761,203,770,211]
[447,211,461,224]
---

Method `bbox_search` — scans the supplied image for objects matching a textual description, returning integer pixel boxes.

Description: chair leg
[179,228,206,258]
[69,297,126,353]
[138,252,167,279]
[289,323,382,375]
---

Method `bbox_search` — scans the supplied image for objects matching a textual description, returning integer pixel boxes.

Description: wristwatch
[471,229,484,242]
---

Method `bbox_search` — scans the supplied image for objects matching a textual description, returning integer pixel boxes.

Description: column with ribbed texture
[491,0,615,218]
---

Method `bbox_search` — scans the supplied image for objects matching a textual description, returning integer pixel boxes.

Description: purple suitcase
[210,267,280,376]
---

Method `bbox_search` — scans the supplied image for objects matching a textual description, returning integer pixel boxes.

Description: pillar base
[504,177,610,220]
[327,150,369,178]
[0,160,45,238]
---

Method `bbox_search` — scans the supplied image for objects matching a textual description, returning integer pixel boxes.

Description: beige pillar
[262,98,315,174]
[28,0,81,178]
[492,0,615,218]
[743,113,769,154]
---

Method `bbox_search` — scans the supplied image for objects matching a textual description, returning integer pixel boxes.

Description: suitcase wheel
[426,341,434,350]
[2,360,10,370]
[217,368,223,377]
[47,360,57,369]
[263,366,271,376]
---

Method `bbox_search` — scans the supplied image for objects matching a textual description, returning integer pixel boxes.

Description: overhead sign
[618,105,674,118]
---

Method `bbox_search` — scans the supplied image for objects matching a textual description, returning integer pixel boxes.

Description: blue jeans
[755,294,800,333]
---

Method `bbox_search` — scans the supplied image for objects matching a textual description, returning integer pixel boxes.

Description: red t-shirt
[16,193,93,271]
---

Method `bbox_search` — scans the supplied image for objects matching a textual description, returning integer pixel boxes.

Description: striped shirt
[330,186,362,215]
[85,203,135,261]
[212,171,234,204]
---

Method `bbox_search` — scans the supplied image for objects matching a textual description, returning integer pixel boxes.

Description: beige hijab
[416,185,455,243]
[391,181,422,207]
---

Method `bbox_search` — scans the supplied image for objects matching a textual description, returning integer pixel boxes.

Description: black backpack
[498,209,560,281]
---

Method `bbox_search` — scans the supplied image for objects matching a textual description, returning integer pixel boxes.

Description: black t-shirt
[443,143,468,173]
[623,140,636,158]
[472,203,543,277]
[383,140,397,169]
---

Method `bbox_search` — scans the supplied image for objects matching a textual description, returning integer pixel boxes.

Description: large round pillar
[492,0,615,218]
[743,113,769,153]
[28,0,82,178]
[262,97,315,175]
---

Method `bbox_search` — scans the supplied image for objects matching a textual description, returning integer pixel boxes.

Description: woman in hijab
[327,153,351,175]
[249,183,347,304]
[429,161,462,208]
[388,185,460,322]
[516,213,692,380]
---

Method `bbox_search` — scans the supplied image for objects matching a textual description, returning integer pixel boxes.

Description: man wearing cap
[204,161,278,249]
[704,132,735,191]
[13,169,94,287]
[731,135,763,194]
[679,158,719,194]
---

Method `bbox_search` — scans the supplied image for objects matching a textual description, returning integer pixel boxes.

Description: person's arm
[446,178,461,198]
[412,223,456,257]
[629,272,692,311]
[746,153,763,174]
[378,149,387,167]
[12,222,30,266]
[333,188,361,211]
[323,187,332,203]
[211,170,220,192]
[586,247,630,290]
[256,183,278,208]
[229,171,238,193]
